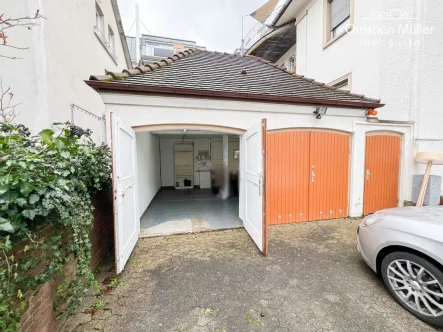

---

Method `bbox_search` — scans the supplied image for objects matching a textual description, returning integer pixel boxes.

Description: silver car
[357,206,443,327]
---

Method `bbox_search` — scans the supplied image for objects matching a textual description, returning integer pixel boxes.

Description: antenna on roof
[135,3,141,66]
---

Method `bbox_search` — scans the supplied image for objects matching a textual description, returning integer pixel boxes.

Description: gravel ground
[62,218,441,332]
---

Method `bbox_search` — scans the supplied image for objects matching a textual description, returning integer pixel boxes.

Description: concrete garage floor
[140,188,242,237]
[63,219,440,332]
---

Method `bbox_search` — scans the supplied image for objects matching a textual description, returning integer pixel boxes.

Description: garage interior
[136,129,242,237]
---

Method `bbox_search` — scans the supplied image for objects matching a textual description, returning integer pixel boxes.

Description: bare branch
[0,80,21,124]
[0,10,43,58]
[0,44,29,50]
[0,54,23,60]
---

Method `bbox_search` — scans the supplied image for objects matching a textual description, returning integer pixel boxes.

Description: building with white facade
[83,49,422,272]
[0,0,131,142]
[126,34,206,66]
[246,0,443,191]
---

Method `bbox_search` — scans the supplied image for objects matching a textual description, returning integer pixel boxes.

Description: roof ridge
[89,48,201,81]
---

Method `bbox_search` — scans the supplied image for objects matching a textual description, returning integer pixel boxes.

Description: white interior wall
[159,137,239,187]
[136,132,161,217]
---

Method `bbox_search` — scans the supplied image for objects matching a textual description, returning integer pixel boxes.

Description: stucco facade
[0,0,131,142]
[101,93,414,218]
[251,0,443,191]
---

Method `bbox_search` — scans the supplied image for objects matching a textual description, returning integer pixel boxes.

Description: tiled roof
[86,49,383,109]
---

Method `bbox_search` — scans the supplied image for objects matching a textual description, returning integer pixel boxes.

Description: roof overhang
[85,80,385,109]
[246,22,297,62]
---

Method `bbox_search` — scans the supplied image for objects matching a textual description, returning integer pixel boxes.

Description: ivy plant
[0,122,112,331]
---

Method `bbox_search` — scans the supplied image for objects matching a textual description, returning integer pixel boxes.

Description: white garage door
[240,119,268,255]
[110,113,140,273]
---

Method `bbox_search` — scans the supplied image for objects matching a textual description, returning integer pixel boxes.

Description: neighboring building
[85,50,417,272]
[246,0,443,191]
[126,34,206,65]
[0,0,131,142]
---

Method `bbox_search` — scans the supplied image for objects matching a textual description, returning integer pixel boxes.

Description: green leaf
[20,182,34,196]
[0,185,8,195]
[16,198,27,207]
[54,140,65,151]
[29,194,40,204]
[0,221,14,233]
[60,151,70,159]
[22,209,36,220]
[39,129,55,143]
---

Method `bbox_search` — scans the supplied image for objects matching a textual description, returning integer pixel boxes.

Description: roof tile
[87,49,383,108]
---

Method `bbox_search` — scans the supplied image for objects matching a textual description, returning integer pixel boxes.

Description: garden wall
[19,194,114,332]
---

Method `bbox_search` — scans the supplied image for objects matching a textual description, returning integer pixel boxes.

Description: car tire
[381,251,443,327]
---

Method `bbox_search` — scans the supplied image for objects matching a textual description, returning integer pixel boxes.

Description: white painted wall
[102,93,415,216]
[159,137,239,187]
[0,0,129,142]
[275,0,443,191]
[136,131,161,217]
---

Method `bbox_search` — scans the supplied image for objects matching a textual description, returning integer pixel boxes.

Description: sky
[117,0,273,53]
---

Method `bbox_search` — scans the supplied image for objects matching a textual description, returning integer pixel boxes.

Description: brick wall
[19,193,114,332]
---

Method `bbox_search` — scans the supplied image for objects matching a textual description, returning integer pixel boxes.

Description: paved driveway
[63,219,440,332]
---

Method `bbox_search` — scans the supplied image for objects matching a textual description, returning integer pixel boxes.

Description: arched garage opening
[266,128,351,224]
[134,124,245,237]
[110,115,268,273]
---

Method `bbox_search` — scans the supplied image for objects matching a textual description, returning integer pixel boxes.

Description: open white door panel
[110,113,140,273]
[240,119,268,254]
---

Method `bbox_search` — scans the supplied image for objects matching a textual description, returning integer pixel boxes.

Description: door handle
[311,171,316,183]
[121,184,134,197]
[366,170,371,180]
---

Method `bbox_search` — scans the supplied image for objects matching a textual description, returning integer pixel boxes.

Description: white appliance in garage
[199,171,211,189]
[109,112,268,273]
[196,149,211,189]
[174,144,194,189]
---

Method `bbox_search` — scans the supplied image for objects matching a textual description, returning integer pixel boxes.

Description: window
[287,55,296,72]
[324,0,352,46]
[108,26,115,51]
[95,3,104,33]
[332,79,349,90]
[328,73,352,91]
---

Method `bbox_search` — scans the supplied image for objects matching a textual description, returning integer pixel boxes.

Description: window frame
[323,0,354,49]
[95,3,104,34]
[108,25,115,51]
[327,73,352,91]
[288,54,296,72]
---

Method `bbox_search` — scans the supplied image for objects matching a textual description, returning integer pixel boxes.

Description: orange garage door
[266,130,350,224]
[363,133,401,215]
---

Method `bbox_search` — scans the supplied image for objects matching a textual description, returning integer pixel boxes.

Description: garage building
[86,49,414,272]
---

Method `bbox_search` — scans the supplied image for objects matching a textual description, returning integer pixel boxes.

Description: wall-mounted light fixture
[313,106,328,119]
[366,109,378,117]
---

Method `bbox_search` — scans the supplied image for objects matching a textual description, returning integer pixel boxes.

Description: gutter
[272,0,294,27]
[84,80,385,110]
[110,0,133,69]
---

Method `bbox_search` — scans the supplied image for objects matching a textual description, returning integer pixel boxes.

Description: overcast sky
[117,0,272,53]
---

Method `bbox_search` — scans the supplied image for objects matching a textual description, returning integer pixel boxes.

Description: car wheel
[381,251,443,327]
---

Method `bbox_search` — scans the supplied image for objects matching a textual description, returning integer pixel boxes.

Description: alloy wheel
[387,259,443,317]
